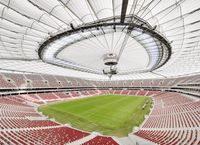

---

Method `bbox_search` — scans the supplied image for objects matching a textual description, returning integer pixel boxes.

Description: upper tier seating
[0,74,15,89]
[0,72,200,90]
[41,75,60,87]
[4,73,30,88]
[54,75,69,87]
[25,74,49,88]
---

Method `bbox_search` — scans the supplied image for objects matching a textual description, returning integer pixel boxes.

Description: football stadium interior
[0,0,200,144]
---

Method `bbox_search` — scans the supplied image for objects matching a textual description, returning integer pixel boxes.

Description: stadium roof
[0,0,200,80]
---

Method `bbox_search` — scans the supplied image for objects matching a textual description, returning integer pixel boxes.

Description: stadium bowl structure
[0,0,200,145]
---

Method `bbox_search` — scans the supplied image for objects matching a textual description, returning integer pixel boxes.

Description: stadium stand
[0,72,197,90]
[133,92,200,145]
[0,73,199,144]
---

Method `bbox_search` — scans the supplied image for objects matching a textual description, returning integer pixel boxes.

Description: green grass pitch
[38,95,152,137]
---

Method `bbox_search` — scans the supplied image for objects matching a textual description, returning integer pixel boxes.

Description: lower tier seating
[0,90,199,144]
[0,118,59,129]
[134,91,200,145]
[0,127,89,145]
[135,129,199,145]
[82,136,119,145]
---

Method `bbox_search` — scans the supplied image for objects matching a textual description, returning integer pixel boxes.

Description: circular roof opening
[39,16,171,76]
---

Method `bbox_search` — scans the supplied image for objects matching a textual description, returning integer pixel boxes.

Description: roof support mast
[120,0,129,23]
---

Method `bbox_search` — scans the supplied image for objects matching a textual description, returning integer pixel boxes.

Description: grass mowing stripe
[38,95,152,137]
